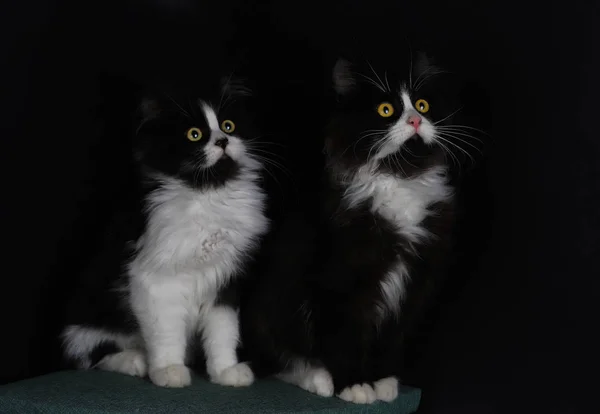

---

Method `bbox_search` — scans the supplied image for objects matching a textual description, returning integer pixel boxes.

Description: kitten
[241,52,481,403]
[61,79,269,388]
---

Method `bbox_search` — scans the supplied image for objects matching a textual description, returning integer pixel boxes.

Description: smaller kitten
[241,52,483,403]
[62,79,269,388]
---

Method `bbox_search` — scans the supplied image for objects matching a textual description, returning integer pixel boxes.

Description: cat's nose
[215,137,228,149]
[407,114,422,129]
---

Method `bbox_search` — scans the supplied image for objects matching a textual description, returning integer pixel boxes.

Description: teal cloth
[0,371,420,413]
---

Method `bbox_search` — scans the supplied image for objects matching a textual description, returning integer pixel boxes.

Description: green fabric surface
[0,371,420,414]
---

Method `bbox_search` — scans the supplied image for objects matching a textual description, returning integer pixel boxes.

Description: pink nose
[407,115,422,129]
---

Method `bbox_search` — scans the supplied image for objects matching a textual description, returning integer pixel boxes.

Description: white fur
[342,166,450,318]
[338,383,377,404]
[149,364,191,388]
[200,103,260,170]
[340,89,452,319]
[202,306,243,382]
[277,359,334,397]
[96,349,147,377]
[376,91,437,160]
[374,376,399,402]
[202,103,221,131]
[129,170,267,386]
[62,103,266,387]
[213,362,255,387]
[378,263,411,319]
[61,325,142,369]
[128,103,268,387]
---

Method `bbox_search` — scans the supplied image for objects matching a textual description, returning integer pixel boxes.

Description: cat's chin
[213,154,237,172]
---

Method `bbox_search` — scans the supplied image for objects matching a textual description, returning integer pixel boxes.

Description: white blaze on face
[200,102,253,169]
[201,103,228,167]
[375,91,437,161]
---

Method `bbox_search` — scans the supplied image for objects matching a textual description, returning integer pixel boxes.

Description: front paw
[337,383,377,404]
[300,368,334,397]
[374,376,399,402]
[210,362,254,387]
[149,364,191,388]
[97,349,147,377]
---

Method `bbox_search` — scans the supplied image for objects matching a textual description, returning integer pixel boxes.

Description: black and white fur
[62,80,269,388]
[241,53,478,403]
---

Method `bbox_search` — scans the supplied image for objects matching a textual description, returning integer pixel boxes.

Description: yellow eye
[415,99,430,114]
[221,120,236,134]
[377,102,395,118]
[186,127,202,141]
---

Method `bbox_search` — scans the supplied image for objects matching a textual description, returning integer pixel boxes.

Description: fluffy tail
[61,325,140,369]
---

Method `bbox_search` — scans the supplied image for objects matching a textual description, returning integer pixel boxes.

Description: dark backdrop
[1,1,598,413]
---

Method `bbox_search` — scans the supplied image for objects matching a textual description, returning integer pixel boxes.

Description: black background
[1,1,598,413]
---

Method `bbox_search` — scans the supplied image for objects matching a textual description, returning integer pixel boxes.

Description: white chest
[344,167,451,242]
[130,176,268,287]
[343,168,452,319]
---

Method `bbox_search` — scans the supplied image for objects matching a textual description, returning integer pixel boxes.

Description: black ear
[332,58,356,95]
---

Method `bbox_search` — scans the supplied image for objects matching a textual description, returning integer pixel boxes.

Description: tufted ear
[332,58,356,95]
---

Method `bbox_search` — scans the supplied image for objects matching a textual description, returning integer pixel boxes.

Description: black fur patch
[60,77,260,369]
[89,341,121,367]
[136,84,256,190]
[241,51,479,392]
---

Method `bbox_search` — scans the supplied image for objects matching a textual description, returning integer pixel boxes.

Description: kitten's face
[326,54,467,178]
[135,80,260,188]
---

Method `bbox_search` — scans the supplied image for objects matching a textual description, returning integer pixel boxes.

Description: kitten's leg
[318,319,377,404]
[369,346,401,402]
[370,320,405,402]
[201,305,254,387]
[132,280,191,388]
[277,359,334,397]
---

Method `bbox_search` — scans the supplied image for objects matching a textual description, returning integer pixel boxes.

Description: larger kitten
[241,53,481,403]
[61,79,269,388]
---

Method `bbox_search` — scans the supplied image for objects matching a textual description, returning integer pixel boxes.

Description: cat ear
[333,58,356,95]
[221,76,252,98]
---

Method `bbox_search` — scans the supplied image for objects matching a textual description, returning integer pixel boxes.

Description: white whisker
[367,61,388,92]
[435,139,461,171]
[435,128,484,145]
[435,135,476,164]
[166,94,190,118]
[358,73,387,93]
[433,107,463,125]
[384,71,391,92]
[436,124,491,137]
[437,132,483,152]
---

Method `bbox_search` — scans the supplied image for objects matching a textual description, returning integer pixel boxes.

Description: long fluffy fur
[61,84,268,388]
[241,52,477,403]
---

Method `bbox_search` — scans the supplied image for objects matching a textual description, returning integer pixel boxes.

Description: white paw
[374,376,399,402]
[149,364,191,388]
[96,349,147,377]
[211,362,254,387]
[300,368,334,397]
[337,383,377,404]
